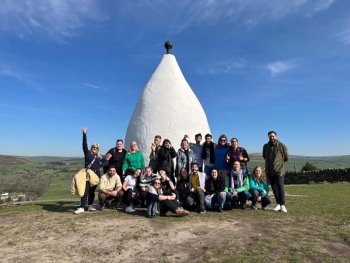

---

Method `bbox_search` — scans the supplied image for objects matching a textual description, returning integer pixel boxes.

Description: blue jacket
[214,145,230,170]
[249,175,269,197]
[82,134,107,173]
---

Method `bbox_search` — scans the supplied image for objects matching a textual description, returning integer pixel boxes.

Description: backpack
[147,201,160,218]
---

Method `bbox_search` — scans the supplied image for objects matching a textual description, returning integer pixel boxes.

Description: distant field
[248,154,350,172]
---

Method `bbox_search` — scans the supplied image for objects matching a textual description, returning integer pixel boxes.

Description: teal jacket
[249,175,269,197]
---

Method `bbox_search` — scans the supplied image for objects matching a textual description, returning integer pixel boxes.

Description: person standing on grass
[104,139,127,177]
[74,127,108,214]
[149,135,162,173]
[249,166,273,210]
[122,141,145,180]
[262,131,289,212]
[98,165,123,210]
[184,133,204,172]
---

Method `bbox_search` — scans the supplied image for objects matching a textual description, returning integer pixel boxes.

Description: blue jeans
[204,193,226,209]
[226,190,250,205]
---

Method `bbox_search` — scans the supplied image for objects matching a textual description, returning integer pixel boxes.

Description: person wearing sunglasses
[74,127,108,214]
[146,178,189,218]
[214,134,230,178]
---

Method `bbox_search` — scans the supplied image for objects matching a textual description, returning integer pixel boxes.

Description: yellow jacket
[71,169,100,197]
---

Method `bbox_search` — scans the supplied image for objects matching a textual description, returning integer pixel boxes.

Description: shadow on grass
[35,201,75,213]
[115,207,148,218]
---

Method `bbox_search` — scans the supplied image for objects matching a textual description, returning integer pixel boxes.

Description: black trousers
[160,200,180,214]
[80,170,100,208]
[268,175,285,205]
[250,189,273,207]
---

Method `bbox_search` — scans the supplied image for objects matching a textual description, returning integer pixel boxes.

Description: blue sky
[0,0,349,157]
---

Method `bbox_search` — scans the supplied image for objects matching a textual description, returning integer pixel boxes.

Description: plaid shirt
[226,147,249,171]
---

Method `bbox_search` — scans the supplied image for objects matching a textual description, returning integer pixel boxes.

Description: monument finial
[164,41,173,54]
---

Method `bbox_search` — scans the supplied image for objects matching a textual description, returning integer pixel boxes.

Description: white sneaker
[281,205,287,213]
[88,205,96,212]
[125,206,135,213]
[74,207,84,214]
[273,204,281,211]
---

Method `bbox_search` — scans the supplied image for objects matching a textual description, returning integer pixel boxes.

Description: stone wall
[284,168,350,184]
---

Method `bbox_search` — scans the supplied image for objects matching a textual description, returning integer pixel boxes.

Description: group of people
[74,128,289,217]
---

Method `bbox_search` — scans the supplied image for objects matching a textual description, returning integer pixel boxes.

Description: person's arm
[165,177,175,190]
[122,178,128,192]
[82,127,89,154]
[282,143,289,162]
[242,148,250,163]
[249,176,264,194]
[147,192,160,202]
[140,152,145,169]
[236,177,250,193]
[262,144,266,160]
[170,147,177,158]
[115,176,122,192]
[122,155,128,175]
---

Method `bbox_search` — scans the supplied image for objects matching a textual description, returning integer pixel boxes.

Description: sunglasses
[220,139,226,142]
[92,147,99,149]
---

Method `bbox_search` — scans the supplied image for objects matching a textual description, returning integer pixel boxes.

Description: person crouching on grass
[98,165,123,210]
[204,168,227,212]
[122,168,141,213]
[147,178,189,217]
[249,166,273,210]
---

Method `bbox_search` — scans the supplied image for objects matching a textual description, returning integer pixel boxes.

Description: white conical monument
[125,41,211,164]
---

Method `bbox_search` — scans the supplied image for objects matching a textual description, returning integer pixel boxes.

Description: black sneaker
[199,209,206,214]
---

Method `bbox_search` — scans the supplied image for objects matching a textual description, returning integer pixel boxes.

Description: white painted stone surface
[125,54,211,165]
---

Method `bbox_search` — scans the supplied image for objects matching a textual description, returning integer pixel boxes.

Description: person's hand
[233,190,238,197]
[239,154,243,161]
[190,187,195,192]
[141,187,147,192]
[220,192,226,196]
[257,196,262,202]
[105,153,112,161]
[151,143,156,151]
[226,154,230,161]
[184,183,188,188]
[110,190,117,197]
[171,193,176,200]
[207,194,213,200]
[82,127,87,134]
[132,192,136,198]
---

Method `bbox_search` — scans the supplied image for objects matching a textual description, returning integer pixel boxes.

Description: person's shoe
[281,205,287,213]
[242,204,246,210]
[125,206,136,213]
[175,208,189,216]
[88,205,96,212]
[273,204,281,211]
[199,209,206,214]
[218,207,223,213]
[262,206,266,210]
[251,206,257,210]
[74,207,84,214]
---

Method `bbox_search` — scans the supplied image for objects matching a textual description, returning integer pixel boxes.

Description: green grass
[1,183,349,262]
[39,180,73,200]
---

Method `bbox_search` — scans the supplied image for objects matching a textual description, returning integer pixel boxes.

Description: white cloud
[0,65,22,79]
[0,0,108,42]
[197,60,246,75]
[82,83,101,89]
[335,29,350,45]
[264,60,297,77]
[117,0,336,33]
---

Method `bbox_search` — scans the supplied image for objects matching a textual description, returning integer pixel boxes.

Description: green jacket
[224,175,250,193]
[122,151,145,172]
[262,140,289,176]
